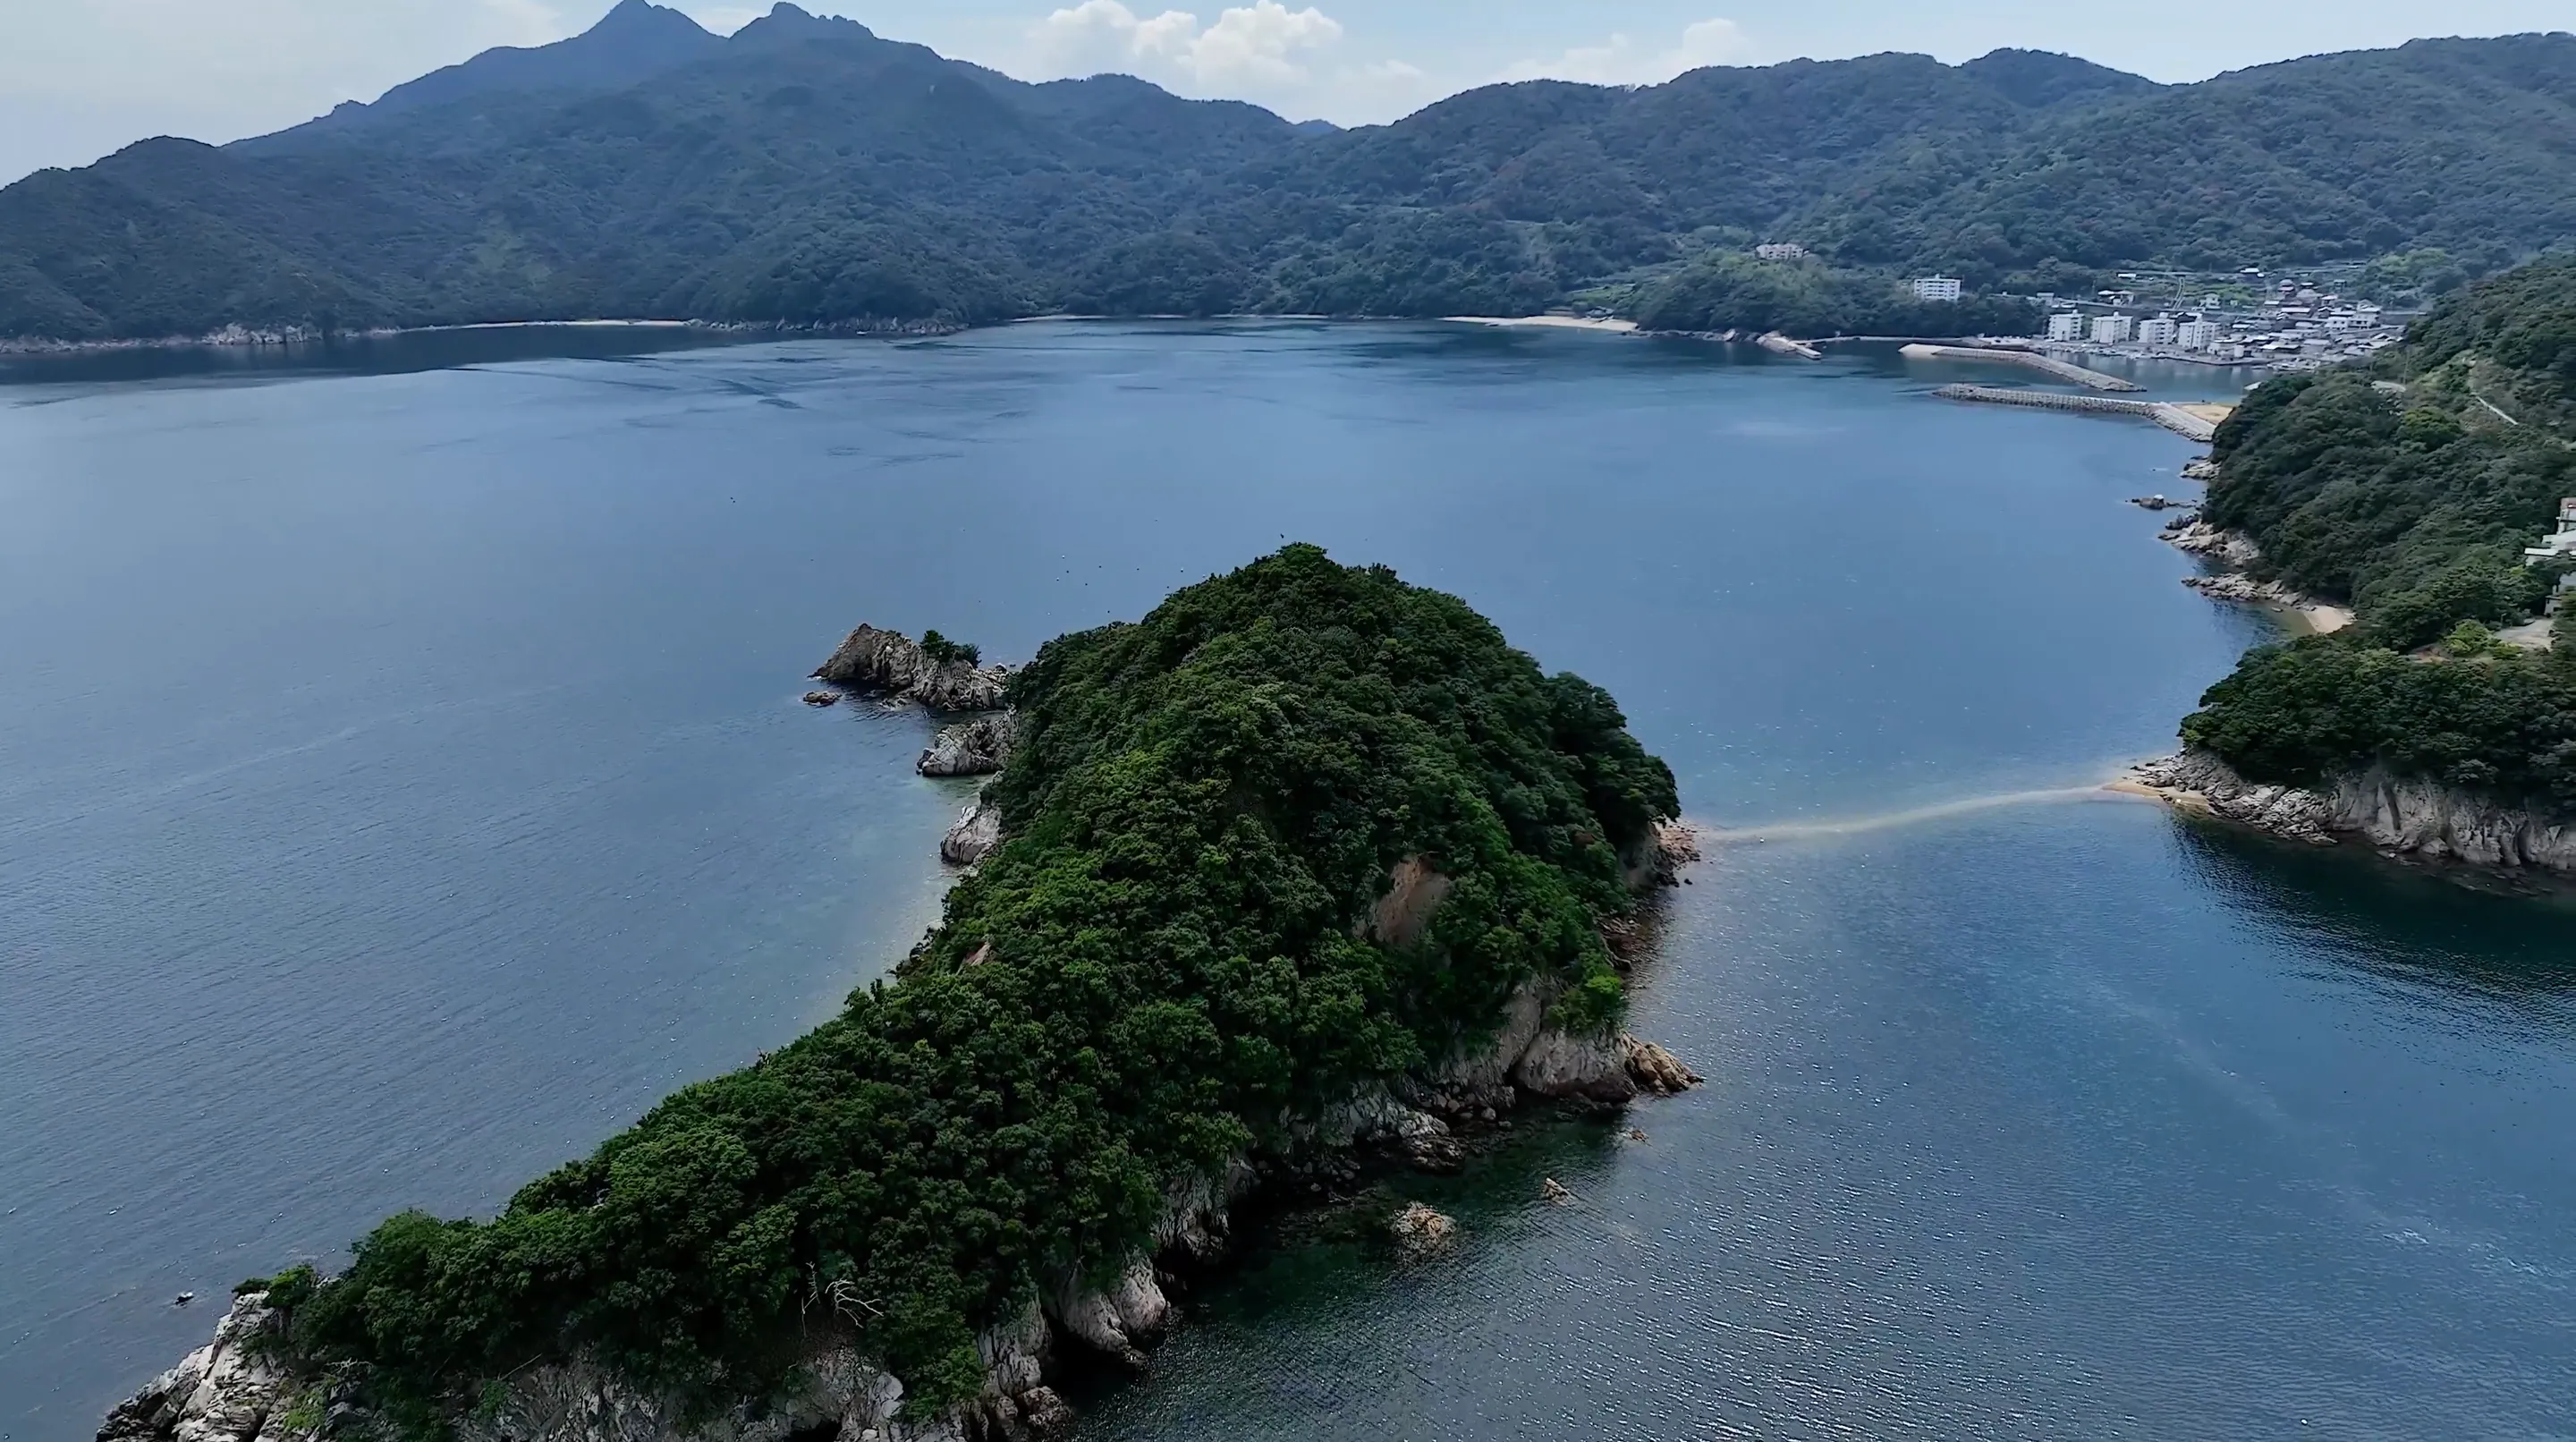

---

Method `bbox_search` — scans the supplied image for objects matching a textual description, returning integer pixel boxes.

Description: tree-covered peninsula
[110,547,1686,1440]
[2162,257,2576,834]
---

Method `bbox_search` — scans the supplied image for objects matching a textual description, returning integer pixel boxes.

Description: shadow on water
[2176,820,2576,1001]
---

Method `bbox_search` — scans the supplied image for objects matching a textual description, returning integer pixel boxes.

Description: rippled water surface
[3,325,2567,1439]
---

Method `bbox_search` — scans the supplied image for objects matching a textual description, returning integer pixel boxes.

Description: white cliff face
[2124,750,2576,872]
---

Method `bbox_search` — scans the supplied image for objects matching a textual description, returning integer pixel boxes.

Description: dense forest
[260,546,1677,1428]
[3,2,2573,342]
[2182,258,2576,813]
[1627,253,2038,337]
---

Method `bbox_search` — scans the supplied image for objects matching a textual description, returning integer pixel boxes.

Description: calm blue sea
[2,325,2565,1440]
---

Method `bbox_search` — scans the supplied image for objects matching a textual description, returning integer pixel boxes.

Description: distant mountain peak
[243,0,720,144]
[590,0,707,37]
[735,4,878,44]
[1958,47,2158,106]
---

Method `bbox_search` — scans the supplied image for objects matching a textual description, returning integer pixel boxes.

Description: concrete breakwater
[1899,343,2143,393]
[1931,384,2222,441]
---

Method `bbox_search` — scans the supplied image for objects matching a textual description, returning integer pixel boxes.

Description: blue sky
[4,0,2568,185]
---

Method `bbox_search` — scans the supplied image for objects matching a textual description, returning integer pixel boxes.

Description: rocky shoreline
[2115,749,2576,873]
[106,931,1707,1442]
[2160,518,2355,634]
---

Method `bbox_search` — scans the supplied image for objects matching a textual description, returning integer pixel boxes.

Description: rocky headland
[813,625,1011,712]
[2116,749,2576,873]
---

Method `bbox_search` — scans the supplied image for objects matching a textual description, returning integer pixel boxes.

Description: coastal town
[1951,267,2405,370]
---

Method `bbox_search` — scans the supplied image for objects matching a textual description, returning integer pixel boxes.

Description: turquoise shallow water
[2,325,2565,1439]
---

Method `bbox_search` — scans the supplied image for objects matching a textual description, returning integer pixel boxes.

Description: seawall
[1931,384,2222,440]
[1900,343,2144,392]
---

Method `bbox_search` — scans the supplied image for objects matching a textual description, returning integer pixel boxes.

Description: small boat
[174,1292,196,1306]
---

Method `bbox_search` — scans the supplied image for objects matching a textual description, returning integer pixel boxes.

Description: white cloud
[1030,1,1344,89]
[479,0,571,48]
[1496,18,1754,88]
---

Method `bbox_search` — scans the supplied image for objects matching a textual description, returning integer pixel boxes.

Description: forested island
[104,547,1700,1442]
[4,1,2572,344]
[2137,257,2576,866]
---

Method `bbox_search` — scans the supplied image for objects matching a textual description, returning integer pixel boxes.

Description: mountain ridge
[3,16,2570,343]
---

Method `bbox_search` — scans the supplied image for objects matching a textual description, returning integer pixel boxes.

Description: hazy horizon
[4,0,2570,187]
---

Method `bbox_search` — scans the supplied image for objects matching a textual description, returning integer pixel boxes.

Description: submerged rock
[814,624,1010,711]
[1539,1178,1575,1206]
[1389,1202,1457,1258]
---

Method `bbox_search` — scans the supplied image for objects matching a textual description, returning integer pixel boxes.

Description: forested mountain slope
[2184,258,2576,813]
[3,4,2572,343]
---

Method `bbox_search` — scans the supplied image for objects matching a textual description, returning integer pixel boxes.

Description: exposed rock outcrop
[2160,518,2262,567]
[1622,1037,1703,1095]
[2121,749,2576,872]
[815,625,1010,711]
[1045,1262,1170,1370]
[98,1292,294,1442]
[804,691,842,708]
[1366,856,1454,949]
[1513,1027,1640,1104]
[2182,573,2312,607]
[942,793,1004,866]
[1507,1028,1705,1104]
[1624,820,1703,889]
[919,714,1019,778]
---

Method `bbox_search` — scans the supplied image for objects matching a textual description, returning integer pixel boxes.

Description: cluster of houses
[2042,282,2402,369]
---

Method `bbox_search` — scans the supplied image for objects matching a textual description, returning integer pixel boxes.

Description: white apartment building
[2176,319,2222,351]
[2139,316,2178,347]
[1911,276,1963,302]
[2048,312,2084,342]
[2091,313,2135,344]
[1754,242,1809,260]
